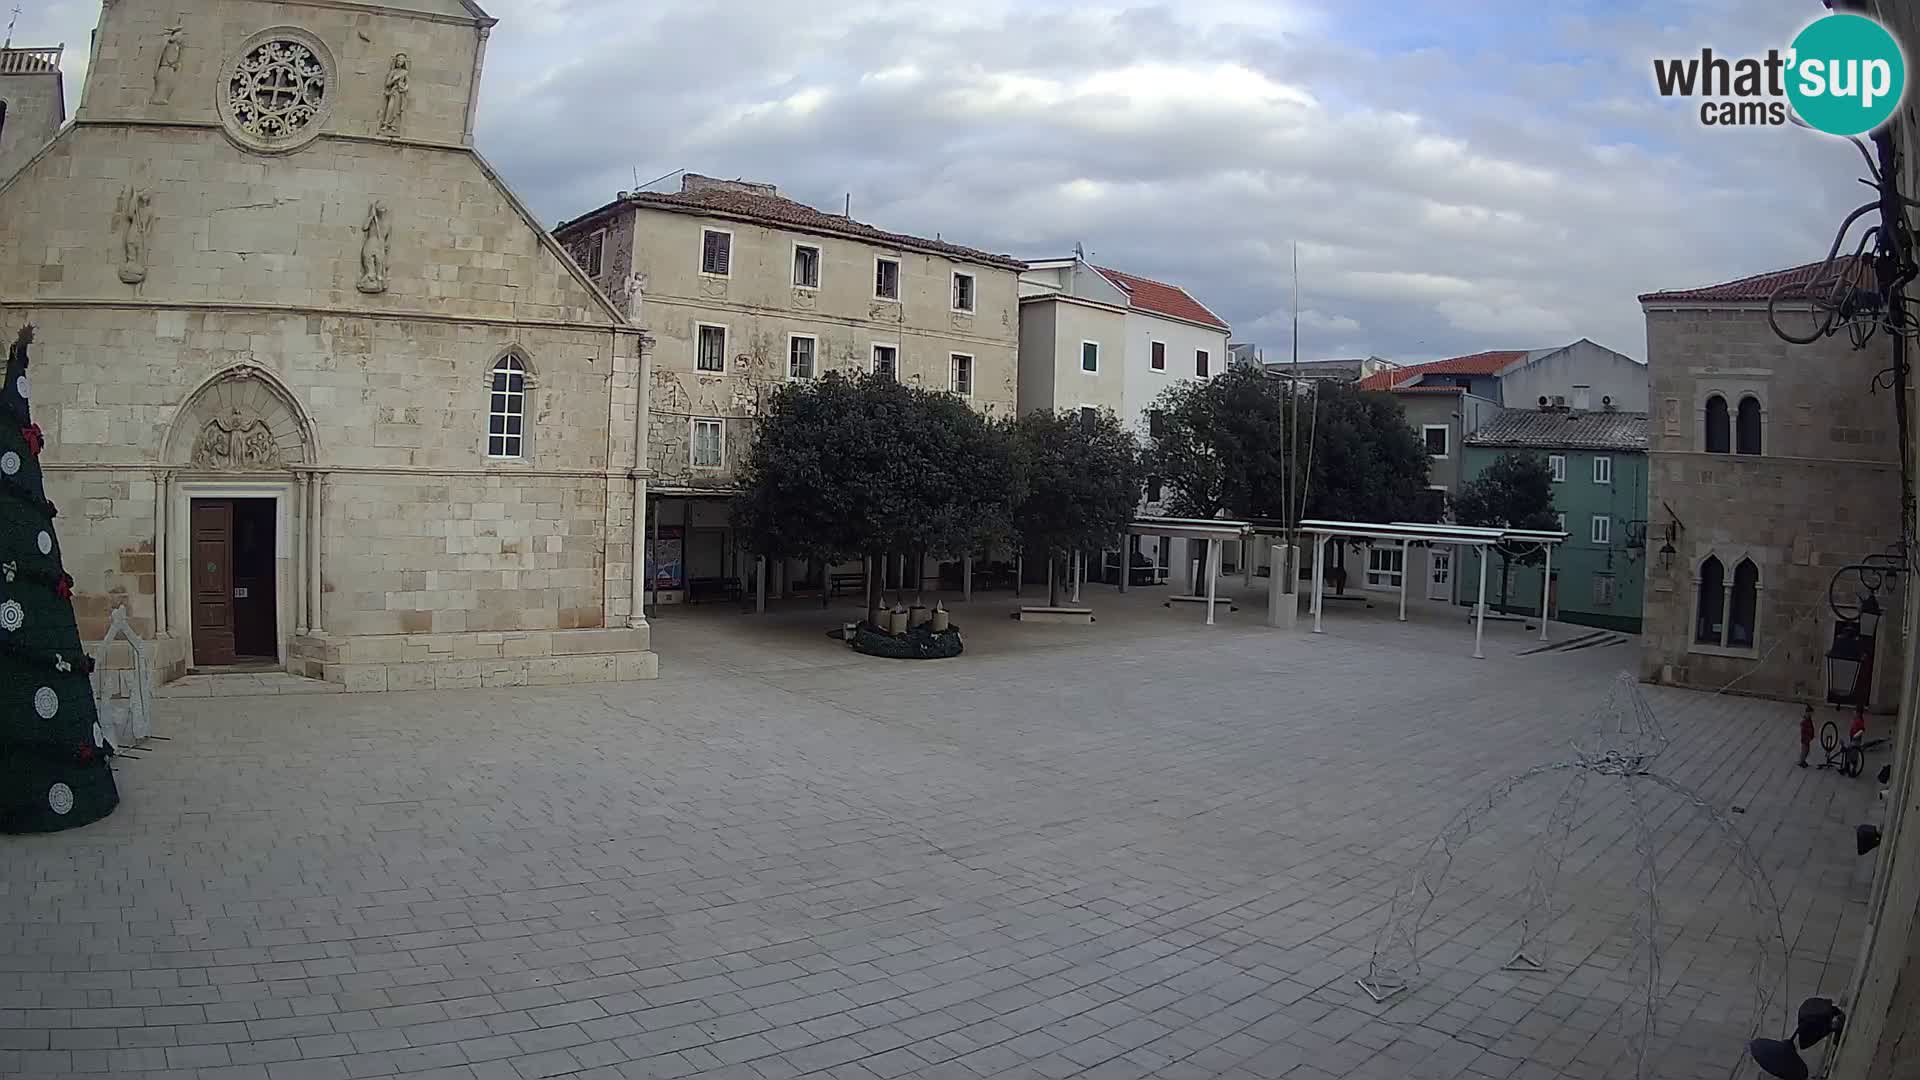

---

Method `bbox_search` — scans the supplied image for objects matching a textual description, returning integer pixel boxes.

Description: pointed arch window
[1694,553,1761,652]
[1694,555,1724,644]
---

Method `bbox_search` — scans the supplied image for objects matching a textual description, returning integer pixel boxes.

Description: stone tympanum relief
[191,411,281,470]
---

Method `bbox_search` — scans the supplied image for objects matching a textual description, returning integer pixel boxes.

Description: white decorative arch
[163,364,317,470]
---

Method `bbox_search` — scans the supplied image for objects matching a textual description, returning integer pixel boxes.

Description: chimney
[681,173,778,198]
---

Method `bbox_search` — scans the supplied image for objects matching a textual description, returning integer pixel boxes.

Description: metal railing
[0,46,62,75]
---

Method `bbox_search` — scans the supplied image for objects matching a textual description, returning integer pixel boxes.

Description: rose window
[227,39,327,142]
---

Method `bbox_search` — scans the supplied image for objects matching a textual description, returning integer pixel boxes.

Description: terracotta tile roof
[1358,349,1528,390]
[1465,409,1650,452]
[1637,255,1871,304]
[1092,266,1230,330]
[565,188,1026,270]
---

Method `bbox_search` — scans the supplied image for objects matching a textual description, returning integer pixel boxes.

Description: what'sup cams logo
[1654,12,1907,135]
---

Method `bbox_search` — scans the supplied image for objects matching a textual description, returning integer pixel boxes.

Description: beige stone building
[1638,259,1903,707]
[0,0,658,691]
[0,45,66,185]
[553,175,1023,603]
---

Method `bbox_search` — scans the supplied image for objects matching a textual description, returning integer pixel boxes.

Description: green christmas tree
[1,325,118,833]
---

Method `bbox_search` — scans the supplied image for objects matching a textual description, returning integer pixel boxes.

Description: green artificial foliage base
[850,620,964,660]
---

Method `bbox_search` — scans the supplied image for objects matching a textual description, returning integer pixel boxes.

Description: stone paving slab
[0,584,1883,1080]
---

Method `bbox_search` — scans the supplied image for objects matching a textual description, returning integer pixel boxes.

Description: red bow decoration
[76,744,95,764]
[22,424,43,456]
[55,574,72,599]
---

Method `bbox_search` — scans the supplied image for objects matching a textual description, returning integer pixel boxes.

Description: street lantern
[1658,539,1676,573]
[1826,594,1884,706]
[1858,592,1883,638]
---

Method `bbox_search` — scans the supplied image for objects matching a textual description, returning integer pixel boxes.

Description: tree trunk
[1334,543,1347,596]
[913,549,925,607]
[865,555,882,628]
[1498,554,1512,615]
[1048,555,1060,607]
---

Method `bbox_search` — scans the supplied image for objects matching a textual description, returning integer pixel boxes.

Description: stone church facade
[0,0,659,690]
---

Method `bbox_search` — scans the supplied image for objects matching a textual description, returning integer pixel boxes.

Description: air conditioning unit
[1538,395,1550,408]
[1552,395,1567,408]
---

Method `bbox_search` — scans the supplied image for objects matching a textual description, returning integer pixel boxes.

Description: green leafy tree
[732,372,1015,625]
[2,326,119,833]
[1010,409,1144,606]
[1453,451,1559,613]
[1144,372,1433,593]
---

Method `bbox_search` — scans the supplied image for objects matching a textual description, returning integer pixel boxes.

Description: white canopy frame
[1300,519,1567,658]
[1125,516,1253,626]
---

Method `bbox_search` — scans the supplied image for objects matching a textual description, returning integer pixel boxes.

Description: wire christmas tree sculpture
[0,326,119,833]
[1356,673,1789,1080]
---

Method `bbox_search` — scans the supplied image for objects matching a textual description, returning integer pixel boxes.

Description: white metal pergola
[1124,516,1253,625]
[1300,519,1567,658]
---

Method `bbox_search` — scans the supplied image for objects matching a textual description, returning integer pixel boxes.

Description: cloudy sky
[16,0,1883,361]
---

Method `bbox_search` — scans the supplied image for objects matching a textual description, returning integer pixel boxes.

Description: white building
[1017,254,1230,582]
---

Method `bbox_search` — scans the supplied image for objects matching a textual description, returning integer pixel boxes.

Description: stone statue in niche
[150,25,185,105]
[357,200,391,293]
[618,272,646,322]
[114,186,154,285]
[378,53,410,134]
[191,411,280,470]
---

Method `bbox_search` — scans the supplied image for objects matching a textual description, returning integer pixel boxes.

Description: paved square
[1,590,1883,1080]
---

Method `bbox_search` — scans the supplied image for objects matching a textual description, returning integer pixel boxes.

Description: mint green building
[1458,409,1650,633]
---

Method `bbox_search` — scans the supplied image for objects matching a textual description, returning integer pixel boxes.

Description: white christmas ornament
[33,686,57,719]
[47,784,73,815]
[0,450,17,475]
[15,375,28,399]
[36,531,51,555]
[0,599,22,631]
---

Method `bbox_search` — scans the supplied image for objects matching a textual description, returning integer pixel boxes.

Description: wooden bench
[829,572,868,596]
[688,576,741,602]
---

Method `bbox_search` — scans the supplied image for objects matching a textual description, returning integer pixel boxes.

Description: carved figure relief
[114,187,154,285]
[191,411,281,470]
[618,272,646,322]
[378,53,409,134]
[150,25,185,105]
[357,201,390,293]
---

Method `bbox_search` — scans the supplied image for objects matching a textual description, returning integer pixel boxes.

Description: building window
[872,344,897,380]
[487,353,527,459]
[1728,559,1759,647]
[1736,395,1763,455]
[1694,556,1724,644]
[1148,410,1166,438]
[1704,394,1730,453]
[1590,515,1611,545]
[1548,454,1566,482]
[952,272,975,313]
[1079,406,1098,430]
[788,335,816,380]
[950,353,973,396]
[691,418,724,468]
[1593,572,1616,607]
[874,257,900,301]
[1695,555,1760,650]
[1366,545,1404,588]
[696,324,726,373]
[1147,475,1163,502]
[700,229,732,276]
[792,243,821,289]
[568,230,604,278]
[1423,425,1449,458]
[1556,512,1567,532]
[1151,341,1166,371]
[1081,341,1100,373]
[1572,385,1591,411]
[1195,349,1210,377]
[1593,456,1612,484]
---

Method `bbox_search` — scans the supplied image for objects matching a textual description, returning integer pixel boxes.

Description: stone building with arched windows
[1638,257,1903,708]
[0,0,658,690]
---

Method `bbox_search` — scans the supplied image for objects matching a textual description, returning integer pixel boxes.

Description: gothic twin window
[1694,555,1759,650]
[1704,394,1762,455]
